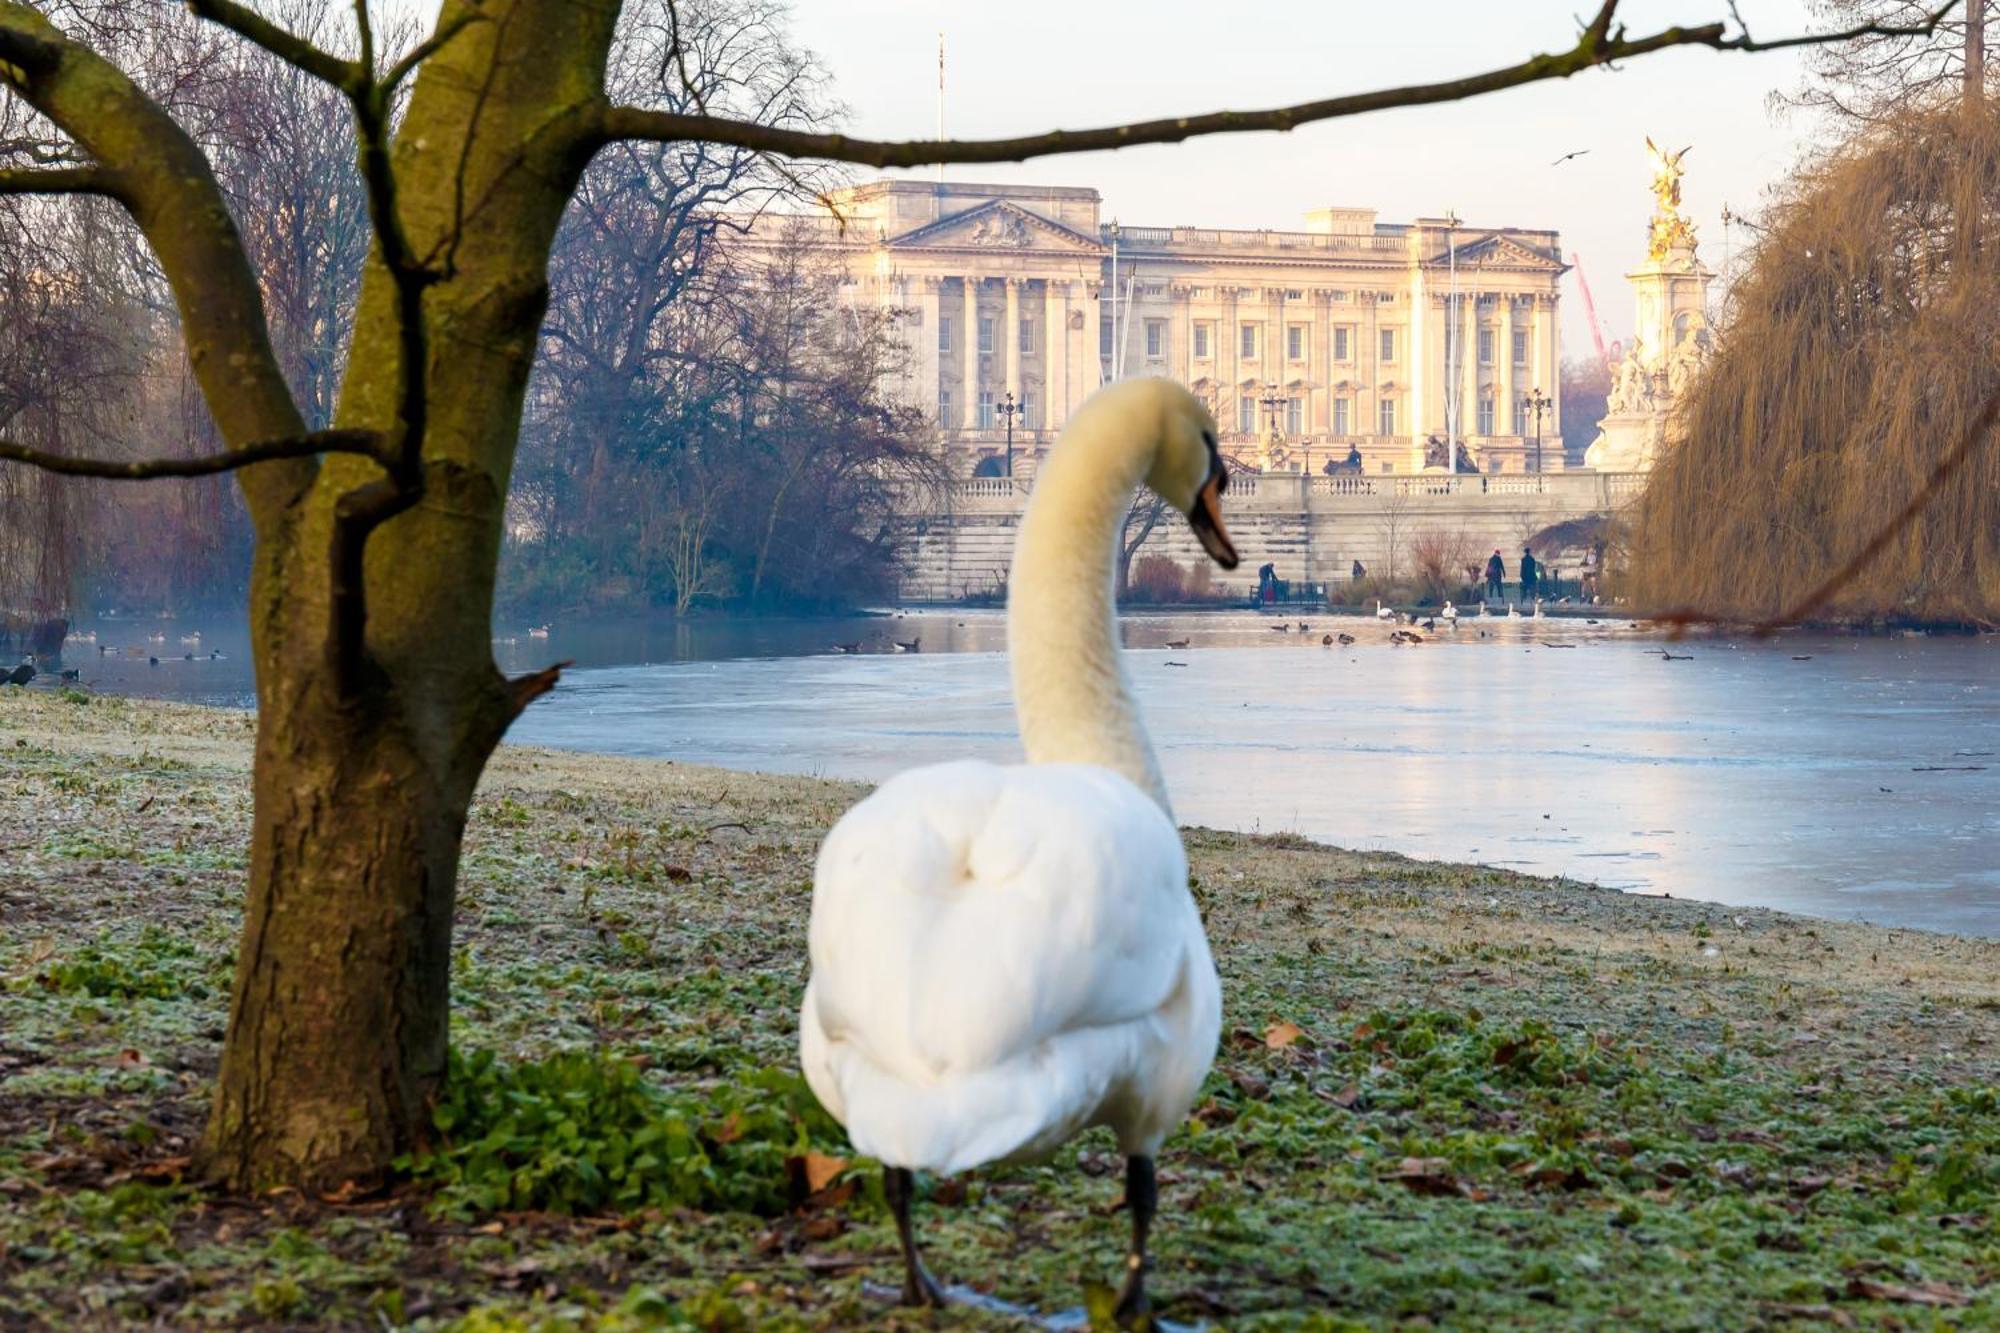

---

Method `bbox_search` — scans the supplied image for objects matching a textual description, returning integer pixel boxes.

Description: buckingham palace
[752,179,1568,477]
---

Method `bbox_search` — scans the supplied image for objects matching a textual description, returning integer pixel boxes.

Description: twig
[596,2,1960,167]
[182,0,360,91]
[506,661,570,717]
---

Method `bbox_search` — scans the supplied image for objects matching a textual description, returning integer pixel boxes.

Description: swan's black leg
[1113,1154,1157,1325]
[885,1166,946,1307]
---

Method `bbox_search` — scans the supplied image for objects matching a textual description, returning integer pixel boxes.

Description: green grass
[3,689,2000,1328]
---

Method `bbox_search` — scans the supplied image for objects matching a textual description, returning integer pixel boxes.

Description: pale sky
[787,0,1831,361]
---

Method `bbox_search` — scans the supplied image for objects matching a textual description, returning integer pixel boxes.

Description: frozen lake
[50,609,2000,935]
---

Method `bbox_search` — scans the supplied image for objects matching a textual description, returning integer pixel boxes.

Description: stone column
[961,276,979,432]
[1461,292,1478,440]
[1083,280,1105,395]
[1544,293,1562,437]
[1407,260,1427,470]
[1044,279,1066,432]
[1223,287,1240,432]
[1530,293,1550,433]
[1313,292,1332,433]
[1004,278,1022,413]
[1173,284,1191,385]
[917,276,942,423]
[1499,295,1516,438]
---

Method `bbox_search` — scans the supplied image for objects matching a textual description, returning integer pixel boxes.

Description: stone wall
[894,472,1645,602]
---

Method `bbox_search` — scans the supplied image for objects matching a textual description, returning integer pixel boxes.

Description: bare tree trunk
[201,675,500,1185]
[1970,0,1986,108]
[191,0,616,1190]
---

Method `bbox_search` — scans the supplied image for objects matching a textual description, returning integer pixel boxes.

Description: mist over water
[54,610,2000,936]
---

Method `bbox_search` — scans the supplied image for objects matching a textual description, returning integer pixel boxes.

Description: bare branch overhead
[597,0,1961,166]
[182,0,361,92]
[0,429,386,480]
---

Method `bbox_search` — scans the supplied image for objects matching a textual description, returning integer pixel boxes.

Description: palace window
[1379,328,1396,362]
[1193,323,1211,359]
[1100,318,1113,356]
[1333,397,1350,435]
[1477,398,1495,435]
[977,389,994,429]
[1378,396,1397,435]
[1146,319,1165,359]
[1286,397,1304,434]
[1287,324,1305,361]
[1513,329,1529,365]
[1020,318,1035,353]
[1513,397,1531,435]
[938,387,952,424]
[1022,389,1040,429]
[1478,329,1495,365]
[1240,323,1259,359]
[1333,326,1351,361]
[1237,395,1256,433]
[978,317,995,355]
[938,316,952,352]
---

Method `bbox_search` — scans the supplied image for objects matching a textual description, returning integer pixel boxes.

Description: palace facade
[749,180,1568,476]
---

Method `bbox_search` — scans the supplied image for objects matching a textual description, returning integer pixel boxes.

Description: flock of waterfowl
[2,628,227,687]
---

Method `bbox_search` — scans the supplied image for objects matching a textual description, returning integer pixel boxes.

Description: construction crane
[1570,251,1612,374]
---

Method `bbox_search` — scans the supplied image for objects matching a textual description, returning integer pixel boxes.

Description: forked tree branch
[0,429,386,480]
[182,0,359,92]
[596,0,1961,166]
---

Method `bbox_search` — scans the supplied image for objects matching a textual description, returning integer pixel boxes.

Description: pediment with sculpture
[888,201,1105,255]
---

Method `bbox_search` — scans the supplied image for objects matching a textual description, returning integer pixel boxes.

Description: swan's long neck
[1007,410,1170,817]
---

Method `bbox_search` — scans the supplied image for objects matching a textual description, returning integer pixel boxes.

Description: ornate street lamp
[997,389,1022,477]
[1524,386,1551,473]
[1259,381,1286,449]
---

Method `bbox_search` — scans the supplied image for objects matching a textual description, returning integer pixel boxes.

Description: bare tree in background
[1784,0,1987,121]
[0,0,1955,1192]
[1118,493,1170,600]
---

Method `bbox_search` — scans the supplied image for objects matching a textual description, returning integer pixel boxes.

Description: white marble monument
[1586,139,1714,472]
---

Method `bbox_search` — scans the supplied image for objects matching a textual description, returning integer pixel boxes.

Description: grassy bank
[3,688,2000,1329]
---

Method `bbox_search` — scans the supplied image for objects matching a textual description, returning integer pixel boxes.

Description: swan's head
[1137,381,1237,570]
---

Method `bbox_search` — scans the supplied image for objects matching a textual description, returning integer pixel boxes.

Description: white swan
[1374,598,1396,620]
[799,379,1233,1318]
[1532,598,1545,620]
[1441,601,1458,622]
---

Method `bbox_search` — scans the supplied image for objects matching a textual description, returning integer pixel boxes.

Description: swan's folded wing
[807,760,1192,1085]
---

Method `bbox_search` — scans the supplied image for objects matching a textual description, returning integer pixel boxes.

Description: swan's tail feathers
[811,1024,1132,1176]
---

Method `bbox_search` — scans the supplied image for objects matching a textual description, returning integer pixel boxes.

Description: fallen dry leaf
[1846,1276,1969,1307]
[1264,1021,1304,1050]
[1385,1157,1462,1198]
[800,1151,846,1194]
[709,1111,745,1145]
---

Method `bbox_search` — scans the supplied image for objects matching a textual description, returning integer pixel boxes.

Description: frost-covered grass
[4,687,2000,1329]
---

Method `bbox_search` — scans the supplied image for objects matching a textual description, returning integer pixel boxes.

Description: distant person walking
[1519,547,1539,603]
[1485,549,1505,601]
[1351,559,1366,581]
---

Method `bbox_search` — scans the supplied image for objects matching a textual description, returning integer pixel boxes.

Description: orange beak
[1187,455,1237,569]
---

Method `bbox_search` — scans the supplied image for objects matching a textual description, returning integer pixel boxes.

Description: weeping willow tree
[1633,104,2000,625]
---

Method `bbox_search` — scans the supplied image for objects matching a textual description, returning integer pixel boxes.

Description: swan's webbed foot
[1112,1154,1157,1328]
[885,1166,948,1308]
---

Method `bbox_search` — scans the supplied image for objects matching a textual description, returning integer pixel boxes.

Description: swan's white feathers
[802,758,1217,1174]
